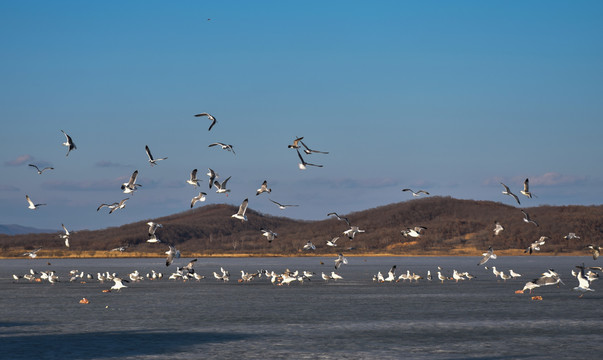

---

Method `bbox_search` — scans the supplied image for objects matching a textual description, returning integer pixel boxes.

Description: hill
[0,224,56,236]
[1,197,602,257]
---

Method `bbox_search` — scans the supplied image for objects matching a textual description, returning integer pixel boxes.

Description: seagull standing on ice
[231,198,248,222]
[28,164,54,174]
[500,183,520,205]
[121,170,141,194]
[256,180,271,196]
[190,192,207,208]
[194,112,217,131]
[478,247,497,266]
[25,195,46,210]
[111,277,129,291]
[573,264,594,298]
[60,130,76,157]
[402,189,430,197]
[145,145,167,166]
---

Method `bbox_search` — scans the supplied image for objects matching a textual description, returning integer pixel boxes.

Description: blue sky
[1,1,602,231]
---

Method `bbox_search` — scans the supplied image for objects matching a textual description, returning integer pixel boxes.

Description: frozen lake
[1,256,601,359]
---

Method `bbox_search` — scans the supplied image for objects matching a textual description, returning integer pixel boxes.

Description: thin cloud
[528,172,586,186]
[308,177,404,189]
[5,154,33,166]
[0,184,20,191]
[42,179,118,191]
[95,160,131,168]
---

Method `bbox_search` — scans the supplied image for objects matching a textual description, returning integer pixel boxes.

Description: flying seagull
[147,221,162,237]
[121,170,141,194]
[327,212,351,226]
[493,221,504,236]
[296,149,322,169]
[564,232,580,240]
[145,145,167,166]
[401,226,427,238]
[326,237,339,247]
[587,244,601,260]
[23,247,42,258]
[269,199,299,209]
[574,263,594,298]
[343,226,365,240]
[300,140,329,154]
[231,198,249,222]
[287,136,304,149]
[60,130,76,157]
[256,180,271,196]
[186,169,201,187]
[303,241,316,250]
[59,224,70,248]
[190,192,207,208]
[521,210,539,227]
[260,228,277,243]
[402,189,430,197]
[525,236,547,255]
[207,168,218,189]
[214,176,231,194]
[520,178,534,198]
[194,112,217,131]
[165,245,180,266]
[97,198,129,214]
[500,183,520,205]
[25,195,46,210]
[334,253,348,269]
[478,246,497,266]
[208,142,235,155]
[28,164,54,174]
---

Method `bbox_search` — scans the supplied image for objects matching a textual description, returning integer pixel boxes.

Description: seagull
[145,145,167,166]
[493,221,504,236]
[500,183,520,205]
[25,195,46,210]
[97,198,129,214]
[208,142,235,155]
[564,232,580,240]
[181,258,197,273]
[256,180,271,196]
[587,244,601,260]
[401,226,427,238]
[573,264,594,298]
[111,244,129,252]
[343,226,365,240]
[60,130,76,157]
[59,224,70,248]
[287,136,304,149]
[330,272,343,281]
[147,234,161,243]
[478,246,497,266]
[321,272,332,281]
[520,178,534,198]
[327,212,351,226]
[334,253,348,269]
[186,169,201,187]
[165,245,180,266]
[303,241,316,250]
[28,164,54,174]
[121,170,141,194]
[194,112,217,131]
[300,140,329,154]
[190,192,207,208]
[296,149,322,169]
[214,176,231,194]
[111,277,129,291]
[22,247,42,258]
[231,198,248,222]
[260,228,277,242]
[525,236,547,254]
[402,189,430,197]
[509,269,522,278]
[147,221,162,237]
[521,210,539,227]
[269,199,298,209]
[326,237,339,247]
[207,168,218,189]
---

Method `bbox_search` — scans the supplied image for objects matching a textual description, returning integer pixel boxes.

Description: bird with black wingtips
[145,145,167,166]
[28,164,54,174]
[500,182,520,205]
[60,130,76,157]
[194,112,217,131]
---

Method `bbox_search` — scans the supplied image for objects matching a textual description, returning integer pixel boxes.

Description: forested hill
[1,197,602,257]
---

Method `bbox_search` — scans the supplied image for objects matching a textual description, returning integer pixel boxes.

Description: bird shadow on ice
[2,330,254,359]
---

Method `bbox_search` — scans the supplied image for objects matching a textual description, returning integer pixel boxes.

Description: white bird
[194,112,217,131]
[22,247,42,258]
[385,266,396,282]
[321,272,332,281]
[287,136,304,149]
[402,188,430,197]
[60,130,76,157]
[256,180,271,196]
[521,210,539,227]
[500,182,520,205]
[269,199,298,209]
[493,221,504,236]
[147,221,162,237]
[564,232,580,240]
[231,198,248,222]
[303,241,316,250]
[573,264,594,298]
[28,164,54,174]
[330,272,343,281]
[208,142,235,155]
[121,170,141,194]
[207,168,218,189]
[326,237,339,247]
[525,236,547,254]
[214,176,231,194]
[147,234,161,243]
[97,198,129,214]
[190,192,207,208]
[145,145,167,166]
[25,195,46,210]
[401,226,427,238]
[520,178,534,198]
[165,245,180,266]
[587,244,601,260]
[509,269,522,278]
[59,224,70,247]
[260,228,277,242]
[300,140,329,154]
[296,149,323,169]
[111,277,128,291]
[343,226,365,240]
[334,253,348,269]
[186,169,201,187]
[478,247,497,266]
[327,212,351,226]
